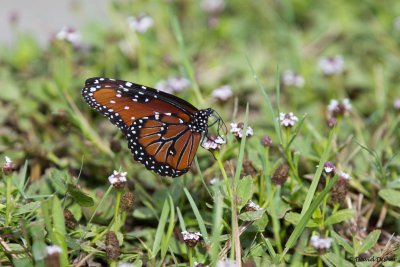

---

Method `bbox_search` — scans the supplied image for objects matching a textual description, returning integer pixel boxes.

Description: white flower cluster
[394,99,400,110]
[128,14,154,33]
[181,231,202,241]
[245,200,262,211]
[155,77,191,94]
[327,98,352,117]
[212,85,233,102]
[319,55,344,75]
[108,170,127,185]
[310,235,332,250]
[216,259,237,267]
[47,245,62,255]
[279,112,298,127]
[56,26,82,47]
[201,0,225,14]
[283,70,305,88]
[202,136,226,150]
[339,171,352,180]
[230,123,253,138]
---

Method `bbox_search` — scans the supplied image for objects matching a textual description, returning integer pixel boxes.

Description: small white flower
[181,231,202,241]
[202,136,225,150]
[209,177,219,185]
[230,123,253,138]
[3,156,16,173]
[310,235,332,250]
[108,170,127,185]
[279,112,298,127]
[201,0,225,14]
[323,162,335,174]
[339,171,351,180]
[327,98,352,117]
[394,16,400,31]
[216,259,237,267]
[47,245,62,255]
[128,14,154,33]
[245,200,262,211]
[155,80,173,94]
[282,70,305,88]
[155,77,190,94]
[117,263,134,267]
[211,85,233,102]
[167,77,190,92]
[319,55,344,75]
[327,99,339,113]
[394,98,400,110]
[56,26,82,47]
[5,156,12,164]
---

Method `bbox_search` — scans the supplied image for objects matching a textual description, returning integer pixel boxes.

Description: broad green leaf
[14,201,41,215]
[133,207,157,220]
[378,189,400,207]
[30,224,46,261]
[52,197,66,236]
[356,230,381,256]
[238,209,265,221]
[67,184,94,207]
[331,230,353,254]
[52,197,69,267]
[325,209,356,225]
[266,196,291,219]
[322,252,353,267]
[253,214,269,232]
[31,239,47,261]
[284,212,319,227]
[13,258,34,267]
[236,175,254,209]
[49,170,68,194]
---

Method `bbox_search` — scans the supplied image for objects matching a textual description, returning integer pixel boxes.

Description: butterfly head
[189,108,213,134]
[190,108,226,141]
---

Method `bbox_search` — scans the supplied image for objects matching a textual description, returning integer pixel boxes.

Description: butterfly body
[82,77,221,177]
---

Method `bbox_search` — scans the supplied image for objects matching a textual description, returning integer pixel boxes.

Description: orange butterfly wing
[82,77,204,177]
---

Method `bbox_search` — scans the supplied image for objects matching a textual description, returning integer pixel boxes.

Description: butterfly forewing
[82,77,205,177]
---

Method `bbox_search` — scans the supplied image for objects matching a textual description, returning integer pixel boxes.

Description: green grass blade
[152,197,170,258]
[171,16,204,106]
[301,124,338,215]
[210,189,224,265]
[183,187,208,241]
[246,56,282,145]
[177,206,186,232]
[161,195,175,261]
[234,103,249,184]
[195,156,212,198]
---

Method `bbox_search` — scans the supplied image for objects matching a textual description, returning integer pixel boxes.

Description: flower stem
[188,247,193,267]
[321,176,330,229]
[5,175,12,226]
[259,148,269,205]
[113,190,122,232]
[214,150,232,198]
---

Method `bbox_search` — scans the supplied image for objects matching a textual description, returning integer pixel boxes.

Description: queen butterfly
[82,77,224,177]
